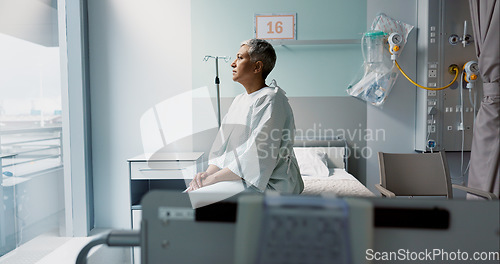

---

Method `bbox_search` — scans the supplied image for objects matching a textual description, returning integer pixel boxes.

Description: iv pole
[203,55,231,127]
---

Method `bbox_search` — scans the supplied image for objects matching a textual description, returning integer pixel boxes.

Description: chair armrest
[375,184,396,198]
[452,184,498,200]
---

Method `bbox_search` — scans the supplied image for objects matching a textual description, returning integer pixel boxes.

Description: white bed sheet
[301,168,375,197]
[186,169,374,200]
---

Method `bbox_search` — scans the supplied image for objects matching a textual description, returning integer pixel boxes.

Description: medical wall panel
[415,0,480,152]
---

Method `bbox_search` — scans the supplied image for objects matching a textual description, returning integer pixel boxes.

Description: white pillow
[293,147,330,177]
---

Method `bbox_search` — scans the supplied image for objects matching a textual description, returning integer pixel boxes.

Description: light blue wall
[191,0,367,97]
[88,0,371,229]
[190,0,369,184]
[365,0,418,194]
[88,0,192,229]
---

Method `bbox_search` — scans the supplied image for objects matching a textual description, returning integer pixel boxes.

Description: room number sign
[255,13,296,40]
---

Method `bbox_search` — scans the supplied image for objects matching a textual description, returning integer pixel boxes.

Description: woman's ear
[254,61,264,74]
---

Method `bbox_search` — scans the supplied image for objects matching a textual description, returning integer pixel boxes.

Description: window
[0,1,65,258]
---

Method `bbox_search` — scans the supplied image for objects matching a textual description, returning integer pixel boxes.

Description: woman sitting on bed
[187,39,304,194]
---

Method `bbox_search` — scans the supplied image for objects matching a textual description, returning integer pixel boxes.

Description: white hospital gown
[209,86,304,194]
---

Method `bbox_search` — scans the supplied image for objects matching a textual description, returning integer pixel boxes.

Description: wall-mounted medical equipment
[414,0,480,152]
[463,60,479,89]
[389,32,460,92]
[387,33,402,60]
[349,1,478,152]
[347,13,414,107]
[364,30,386,65]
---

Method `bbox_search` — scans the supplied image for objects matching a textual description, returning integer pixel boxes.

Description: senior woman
[187,39,303,194]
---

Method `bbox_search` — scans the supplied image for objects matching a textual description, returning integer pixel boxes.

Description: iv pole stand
[203,55,230,127]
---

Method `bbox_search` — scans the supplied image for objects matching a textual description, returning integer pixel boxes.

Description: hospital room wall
[86,0,367,230]
[365,0,418,194]
[84,0,472,229]
[87,0,193,228]
[191,0,367,98]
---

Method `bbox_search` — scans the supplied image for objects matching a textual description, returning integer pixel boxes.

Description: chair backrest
[378,152,453,198]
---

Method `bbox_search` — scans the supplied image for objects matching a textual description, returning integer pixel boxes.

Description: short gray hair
[241,39,276,80]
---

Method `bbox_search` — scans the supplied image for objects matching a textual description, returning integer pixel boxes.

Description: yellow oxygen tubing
[395,60,459,90]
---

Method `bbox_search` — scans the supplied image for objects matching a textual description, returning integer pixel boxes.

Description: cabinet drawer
[130,161,196,179]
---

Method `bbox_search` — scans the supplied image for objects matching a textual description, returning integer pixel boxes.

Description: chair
[375,152,497,200]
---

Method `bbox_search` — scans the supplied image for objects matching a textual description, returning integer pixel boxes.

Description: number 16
[267,21,283,34]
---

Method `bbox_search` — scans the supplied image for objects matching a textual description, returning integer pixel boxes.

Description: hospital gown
[209,86,304,194]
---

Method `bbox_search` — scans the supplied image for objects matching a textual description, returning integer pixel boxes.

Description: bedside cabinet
[128,152,203,263]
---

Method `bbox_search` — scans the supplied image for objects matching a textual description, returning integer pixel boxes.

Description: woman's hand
[186,167,241,192]
[187,172,209,192]
[186,165,221,192]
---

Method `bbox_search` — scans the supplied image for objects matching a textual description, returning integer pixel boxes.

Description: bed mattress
[301,168,375,197]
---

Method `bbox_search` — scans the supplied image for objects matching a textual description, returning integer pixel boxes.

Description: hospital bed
[294,137,374,197]
[185,137,375,200]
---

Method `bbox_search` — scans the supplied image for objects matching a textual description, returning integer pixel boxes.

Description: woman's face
[231,45,255,84]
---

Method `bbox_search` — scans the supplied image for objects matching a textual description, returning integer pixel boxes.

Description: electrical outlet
[428,90,437,96]
[428,69,437,78]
